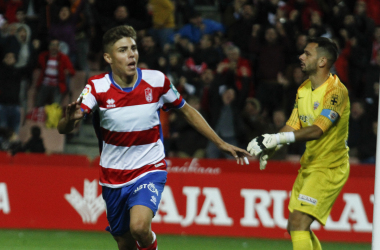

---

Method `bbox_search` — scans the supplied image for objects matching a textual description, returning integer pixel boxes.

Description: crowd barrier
[0,153,374,243]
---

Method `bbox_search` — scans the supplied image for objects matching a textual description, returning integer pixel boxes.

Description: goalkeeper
[248,37,350,250]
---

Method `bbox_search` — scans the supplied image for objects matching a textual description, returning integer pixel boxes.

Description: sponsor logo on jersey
[313,101,320,110]
[133,183,159,196]
[150,196,157,205]
[298,194,317,205]
[145,87,153,102]
[106,99,116,108]
[148,182,159,196]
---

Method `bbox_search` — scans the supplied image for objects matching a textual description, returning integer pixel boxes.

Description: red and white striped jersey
[79,68,185,188]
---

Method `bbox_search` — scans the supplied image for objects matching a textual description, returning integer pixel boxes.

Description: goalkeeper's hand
[258,145,283,170]
[247,134,278,156]
[247,132,295,156]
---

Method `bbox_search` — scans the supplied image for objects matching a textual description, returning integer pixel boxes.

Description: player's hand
[218,142,251,165]
[65,96,87,122]
[258,145,283,170]
[247,134,278,156]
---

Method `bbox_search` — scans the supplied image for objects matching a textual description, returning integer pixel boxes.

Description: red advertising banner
[0,157,374,242]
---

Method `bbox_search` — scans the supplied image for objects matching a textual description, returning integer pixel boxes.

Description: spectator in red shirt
[35,39,75,107]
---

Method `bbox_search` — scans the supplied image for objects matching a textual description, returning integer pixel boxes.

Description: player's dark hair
[103,25,137,53]
[307,37,338,67]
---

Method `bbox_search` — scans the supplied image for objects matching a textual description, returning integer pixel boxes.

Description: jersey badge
[330,94,338,105]
[170,83,181,99]
[145,87,153,102]
[328,110,338,121]
[106,99,116,108]
[313,101,320,110]
[80,84,91,101]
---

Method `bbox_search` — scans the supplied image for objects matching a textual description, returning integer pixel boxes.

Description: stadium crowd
[0,0,378,163]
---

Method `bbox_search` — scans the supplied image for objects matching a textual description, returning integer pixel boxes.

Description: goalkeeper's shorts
[288,161,349,225]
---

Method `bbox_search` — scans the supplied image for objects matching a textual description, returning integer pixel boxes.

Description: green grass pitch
[0,229,370,250]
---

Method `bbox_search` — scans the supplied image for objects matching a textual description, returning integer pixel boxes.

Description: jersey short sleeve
[286,92,302,130]
[160,76,185,111]
[78,80,98,112]
[313,81,349,132]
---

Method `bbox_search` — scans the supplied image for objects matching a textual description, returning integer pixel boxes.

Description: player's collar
[109,68,142,93]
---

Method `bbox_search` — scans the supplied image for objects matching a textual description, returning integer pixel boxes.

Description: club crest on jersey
[145,88,153,102]
[106,99,116,108]
[313,101,320,110]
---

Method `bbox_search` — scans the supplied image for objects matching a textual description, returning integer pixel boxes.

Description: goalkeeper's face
[299,42,319,75]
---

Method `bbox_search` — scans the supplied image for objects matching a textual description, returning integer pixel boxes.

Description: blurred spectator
[69,0,94,72]
[217,44,252,105]
[240,97,267,145]
[264,109,288,160]
[4,24,38,116]
[284,0,322,33]
[49,4,85,66]
[174,11,225,44]
[279,65,305,116]
[139,35,165,70]
[206,88,244,158]
[250,23,291,114]
[356,120,376,164]
[0,52,22,134]
[100,5,152,34]
[197,68,215,119]
[288,33,307,65]
[307,9,327,37]
[191,34,221,70]
[37,0,62,51]
[370,26,380,65]
[227,3,257,58]
[21,125,45,153]
[348,100,370,158]
[149,0,175,49]
[3,0,23,24]
[166,52,185,81]
[255,0,286,26]
[174,0,195,27]
[170,95,208,158]
[35,39,75,107]
[5,24,37,79]
[222,0,247,30]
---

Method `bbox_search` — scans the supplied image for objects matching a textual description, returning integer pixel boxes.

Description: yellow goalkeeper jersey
[286,74,350,168]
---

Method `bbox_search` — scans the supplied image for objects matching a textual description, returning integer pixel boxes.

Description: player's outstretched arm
[57,97,87,134]
[178,103,251,165]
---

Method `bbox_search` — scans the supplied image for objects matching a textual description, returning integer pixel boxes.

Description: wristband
[275,132,295,144]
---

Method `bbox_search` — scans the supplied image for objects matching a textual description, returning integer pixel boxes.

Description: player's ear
[319,56,327,68]
[104,53,112,64]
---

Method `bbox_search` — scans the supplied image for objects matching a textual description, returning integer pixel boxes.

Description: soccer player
[57,25,250,250]
[247,37,350,250]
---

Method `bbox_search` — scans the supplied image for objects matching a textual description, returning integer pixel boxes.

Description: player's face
[299,42,319,75]
[106,37,139,78]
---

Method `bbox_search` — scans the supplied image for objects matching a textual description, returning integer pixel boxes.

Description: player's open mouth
[128,62,136,69]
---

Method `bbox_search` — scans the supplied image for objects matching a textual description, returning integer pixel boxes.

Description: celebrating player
[58,25,250,250]
[247,37,350,250]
